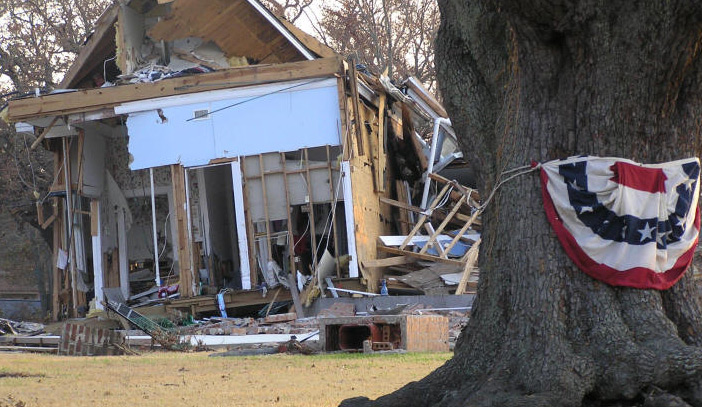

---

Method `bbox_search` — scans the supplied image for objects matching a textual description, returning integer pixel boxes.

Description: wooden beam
[9,57,343,121]
[362,256,414,268]
[325,145,341,278]
[376,93,387,192]
[456,239,481,295]
[377,245,464,266]
[171,165,193,298]
[428,172,480,202]
[30,116,59,150]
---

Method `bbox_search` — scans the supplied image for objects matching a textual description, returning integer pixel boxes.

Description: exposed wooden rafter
[8,57,343,122]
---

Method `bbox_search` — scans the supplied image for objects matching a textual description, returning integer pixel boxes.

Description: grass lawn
[0,351,451,407]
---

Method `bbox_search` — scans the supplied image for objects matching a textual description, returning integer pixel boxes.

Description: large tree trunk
[342,1,702,406]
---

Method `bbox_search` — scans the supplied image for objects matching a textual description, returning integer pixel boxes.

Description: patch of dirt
[0,372,44,379]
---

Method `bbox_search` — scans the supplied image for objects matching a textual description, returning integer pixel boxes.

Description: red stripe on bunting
[540,169,698,290]
[609,161,667,193]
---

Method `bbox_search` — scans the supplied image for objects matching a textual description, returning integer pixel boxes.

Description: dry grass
[0,351,451,407]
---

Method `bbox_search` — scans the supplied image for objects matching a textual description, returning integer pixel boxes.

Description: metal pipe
[420,118,452,209]
[150,168,161,287]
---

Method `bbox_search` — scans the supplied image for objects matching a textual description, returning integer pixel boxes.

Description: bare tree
[319,0,438,91]
[0,0,110,241]
[261,0,314,24]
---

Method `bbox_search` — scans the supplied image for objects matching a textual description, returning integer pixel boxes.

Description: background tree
[0,0,109,242]
[342,1,702,406]
[261,0,314,24]
[319,0,439,91]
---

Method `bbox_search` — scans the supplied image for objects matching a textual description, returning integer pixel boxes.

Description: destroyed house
[5,0,475,320]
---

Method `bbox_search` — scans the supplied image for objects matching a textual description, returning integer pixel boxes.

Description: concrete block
[318,315,449,352]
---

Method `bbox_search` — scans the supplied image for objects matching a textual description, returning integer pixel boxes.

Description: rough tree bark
[342,1,702,406]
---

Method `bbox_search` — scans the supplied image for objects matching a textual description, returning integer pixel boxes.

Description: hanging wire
[186,78,329,122]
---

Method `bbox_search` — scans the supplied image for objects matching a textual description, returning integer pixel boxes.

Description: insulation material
[244,155,342,222]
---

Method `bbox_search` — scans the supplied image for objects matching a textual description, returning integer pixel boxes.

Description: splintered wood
[377,173,481,295]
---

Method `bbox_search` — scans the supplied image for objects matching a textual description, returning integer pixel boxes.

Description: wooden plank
[36,201,45,225]
[347,61,364,156]
[9,57,343,121]
[456,239,481,295]
[287,274,304,318]
[90,200,99,237]
[380,196,478,226]
[399,182,452,250]
[423,223,446,257]
[376,93,387,192]
[325,145,341,278]
[419,195,466,256]
[362,256,414,268]
[443,211,480,255]
[171,165,193,298]
[377,245,465,266]
[395,181,410,235]
[244,164,338,179]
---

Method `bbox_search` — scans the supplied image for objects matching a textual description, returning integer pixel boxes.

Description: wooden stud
[184,169,200,291]
[347,61,364,156]
[239,159,258,286]
[76,130,85,195]
[62,137,78,318]
[90,200,99,237]
[258,154,273,262]
[394,181,411,235]
[376,93,387,192]
[336,75,353,161]
[51,199,61,321]
[243,163,337,178]
[325,145,341,278]
[280,153,296,275]
[303,149,319,274]
[171,164,193,297]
